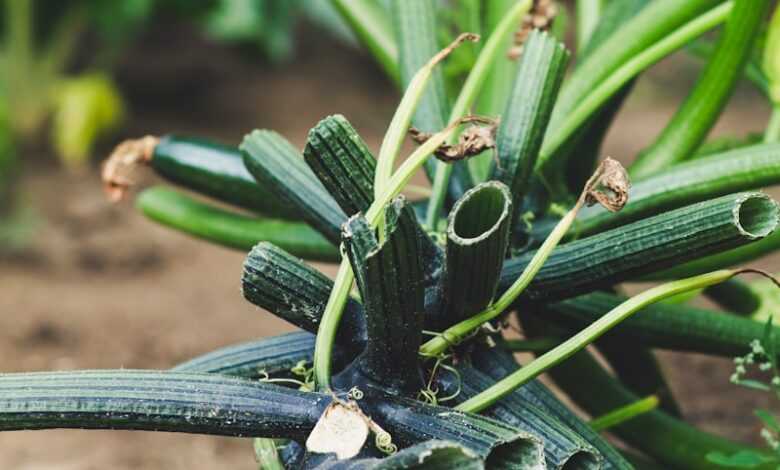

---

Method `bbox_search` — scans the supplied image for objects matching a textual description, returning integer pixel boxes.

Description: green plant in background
[3,0,780,468]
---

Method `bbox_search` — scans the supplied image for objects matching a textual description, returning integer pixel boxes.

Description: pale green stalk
[456,270,739,412]
[589,395,660,432]
[374,33,477,195]
[538,2,732,181]
[576,0,602,51]
[426,0,533,229]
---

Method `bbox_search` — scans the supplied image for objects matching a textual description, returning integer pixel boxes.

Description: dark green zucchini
[150,135,300,219]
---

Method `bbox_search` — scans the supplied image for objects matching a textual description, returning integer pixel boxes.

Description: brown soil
[1,20,778,469]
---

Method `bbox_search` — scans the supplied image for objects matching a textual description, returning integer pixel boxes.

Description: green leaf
[136,186,339,261]
[241,129,347,244]
[330,0,399,83]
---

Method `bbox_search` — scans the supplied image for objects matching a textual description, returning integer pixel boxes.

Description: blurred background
[0,1,776,468]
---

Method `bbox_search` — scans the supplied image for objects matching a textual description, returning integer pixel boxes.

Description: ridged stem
[571,143,780,237]
[444,182,512,321]
[0,370,329,440]
[500,193,779,301]
[242,243,366,354]
[241,130,347,244]
[425,0,533,226]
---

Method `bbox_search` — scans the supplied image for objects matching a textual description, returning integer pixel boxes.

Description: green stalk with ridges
[342,198,426,392]
[136,187,338,262]
[471,347,632,469]
[444,182,512,322]
[647,229,780,280]
[630,0,771,178]
[173,332,317,378]
[442,364,602,470]
[499,192,779,301]
[573,143,780,238]
[304,114,376,215]
[241,129,347,245]
[489,30,569,215]
[0,370,329,439]
[375,392,545,468]
[242,243,366,354]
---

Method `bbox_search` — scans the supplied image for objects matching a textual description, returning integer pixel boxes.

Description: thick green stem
[570,143,780,238]
[630,0,771,178]
[314,125,460,389]
[456,270,739,412]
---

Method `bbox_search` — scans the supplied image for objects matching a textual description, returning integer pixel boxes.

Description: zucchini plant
[7,0,780,469]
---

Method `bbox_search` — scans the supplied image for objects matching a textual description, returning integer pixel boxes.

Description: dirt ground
[1,20,779,469]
